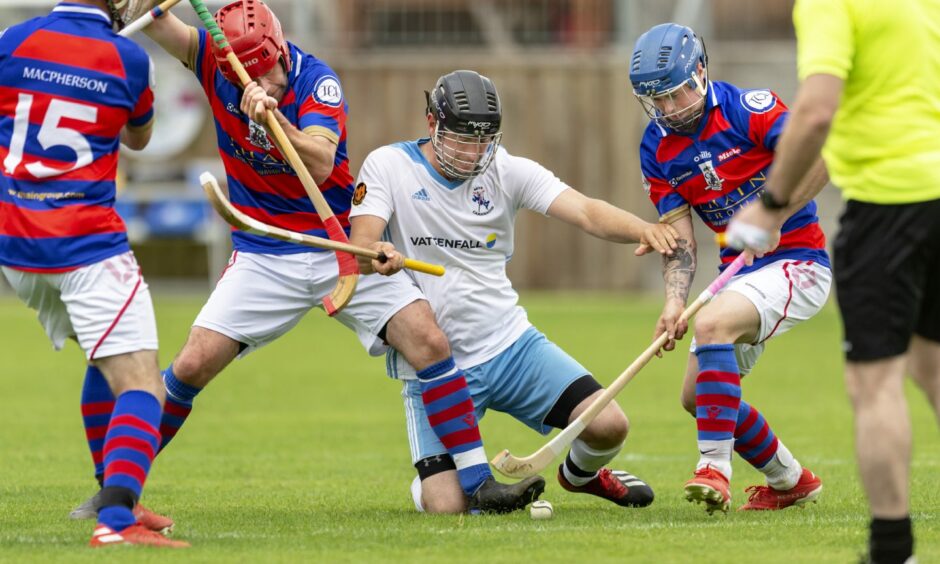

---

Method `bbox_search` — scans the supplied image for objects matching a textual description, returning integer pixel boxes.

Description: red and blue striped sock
[80,365,115,483]
[694,344,741,478]
[417,357,490,496]
[97,390,161,532]
[733,400,779,469]
[158,365,202,452]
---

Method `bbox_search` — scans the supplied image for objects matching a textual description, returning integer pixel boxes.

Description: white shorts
[193,251,425,356]
[2,251,158,360]
[690,259,832,374]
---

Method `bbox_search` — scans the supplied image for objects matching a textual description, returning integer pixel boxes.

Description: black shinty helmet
[426,70,501,136]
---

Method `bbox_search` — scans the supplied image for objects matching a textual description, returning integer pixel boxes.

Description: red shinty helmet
[212,0,291,84]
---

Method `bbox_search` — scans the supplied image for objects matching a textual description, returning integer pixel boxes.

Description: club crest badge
[247,119,272,151]
[471,185,493,216]
[698,160,724,191]
[352,182,367,205]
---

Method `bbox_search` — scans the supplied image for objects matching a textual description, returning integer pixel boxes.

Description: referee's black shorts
[834,197,940,361]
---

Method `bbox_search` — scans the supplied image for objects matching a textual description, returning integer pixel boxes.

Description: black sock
[869,516,913,564]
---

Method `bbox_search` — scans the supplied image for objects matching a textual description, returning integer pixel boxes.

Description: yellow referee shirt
[794,0,940,204]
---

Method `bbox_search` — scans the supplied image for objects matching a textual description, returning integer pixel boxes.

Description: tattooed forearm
[662,238,696,302]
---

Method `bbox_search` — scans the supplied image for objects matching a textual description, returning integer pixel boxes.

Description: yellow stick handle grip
[402,258,446,277]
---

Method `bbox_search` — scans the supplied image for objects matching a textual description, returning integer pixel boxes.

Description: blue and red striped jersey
[0,3,154,272]
[190,29,353,254]
[640,81,829,274]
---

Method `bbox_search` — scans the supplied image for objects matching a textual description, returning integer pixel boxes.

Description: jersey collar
[52,2,111,24]
[405,138,465,190]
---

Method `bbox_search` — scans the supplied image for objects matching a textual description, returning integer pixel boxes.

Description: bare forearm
[781,158,828,216]
[272,111,335,184]
[663,238,696,303]
[581,198,646,243]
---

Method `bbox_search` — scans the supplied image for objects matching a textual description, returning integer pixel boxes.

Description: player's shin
[98,390,161,532]
[81,365,115,484]
[158,365,202,452]
[562,439,621,486]
[734,401,801,489]
[416,358,490,495]
[694,344,741,479]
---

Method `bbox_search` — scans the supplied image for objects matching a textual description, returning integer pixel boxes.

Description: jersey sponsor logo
[741,90,776,113]
[352,182,367,205]
[226,102,241,115]
[485,233,497,249]
[697,172,765,226]
[471,185,493,216]
[230,139,293,176]
[698,160,724,191]
[247,118,273,151]
[412,187,431,201]
[669,170,693,187]
[717,147,741,162]
[22,66,109,94]
[410,236,483,250]
[313,76,343,107]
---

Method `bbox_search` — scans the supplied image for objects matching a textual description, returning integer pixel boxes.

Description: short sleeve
[349,148,395,222]
[501,151,569,214]
[128,54,155,127]
[794,0,855,80]
[297,68,346,145]
[639,136,690,223]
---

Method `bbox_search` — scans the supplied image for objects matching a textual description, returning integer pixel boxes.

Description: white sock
[410,476,425,513]
[563,439,622,486]
[696,439,734,479]
[759,441,802,490]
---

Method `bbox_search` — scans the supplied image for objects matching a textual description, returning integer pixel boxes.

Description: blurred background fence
[1,0,838,292]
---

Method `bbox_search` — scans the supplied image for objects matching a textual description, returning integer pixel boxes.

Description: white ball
[529,500,553,520]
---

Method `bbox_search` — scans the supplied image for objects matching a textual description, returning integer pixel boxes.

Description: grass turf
[0,293,936,562]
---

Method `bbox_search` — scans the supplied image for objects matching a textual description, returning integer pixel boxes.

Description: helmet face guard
[426,70,503,180]
[634,70,707,132]
[429,123,502,181]
[629,23,709,132]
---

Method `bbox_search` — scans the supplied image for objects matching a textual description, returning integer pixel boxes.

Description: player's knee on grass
[412,467,466,514]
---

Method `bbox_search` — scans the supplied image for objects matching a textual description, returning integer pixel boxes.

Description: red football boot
[89,523,189,548]
[684,466,731,514]
[133,504,174,534]
[738,468,822,511]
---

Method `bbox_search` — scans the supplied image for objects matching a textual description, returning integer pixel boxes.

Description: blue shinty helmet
[629,23,706,97]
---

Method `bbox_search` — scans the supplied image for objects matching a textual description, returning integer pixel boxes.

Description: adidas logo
[412,188,431,201]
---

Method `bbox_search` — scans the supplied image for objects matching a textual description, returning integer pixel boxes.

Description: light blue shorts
[401,327,590,464]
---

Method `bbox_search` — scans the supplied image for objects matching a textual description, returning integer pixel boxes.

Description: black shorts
[833,198,940,361]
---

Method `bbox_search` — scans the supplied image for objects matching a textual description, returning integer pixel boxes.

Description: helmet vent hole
[453,91,471,111]
[486,92,498,111]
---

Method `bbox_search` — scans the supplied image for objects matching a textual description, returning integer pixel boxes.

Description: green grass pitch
[0,293,936,562]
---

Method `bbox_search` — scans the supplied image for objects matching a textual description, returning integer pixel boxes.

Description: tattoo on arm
[663,238,696,302]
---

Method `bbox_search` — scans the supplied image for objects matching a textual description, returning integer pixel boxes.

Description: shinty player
[350,69,679,513]
[70,0,544,522]
[0,0,189,548]
[630,23,830,513]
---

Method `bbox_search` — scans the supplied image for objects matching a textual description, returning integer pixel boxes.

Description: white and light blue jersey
[350,139,568,373]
